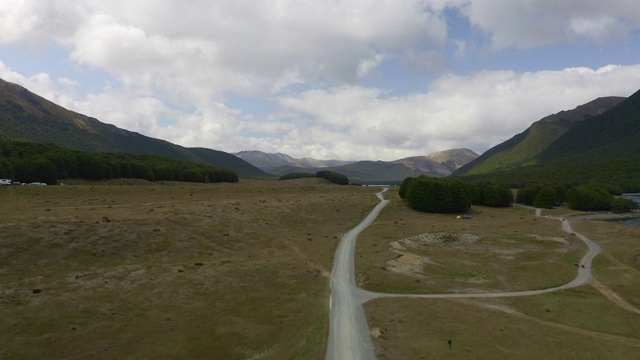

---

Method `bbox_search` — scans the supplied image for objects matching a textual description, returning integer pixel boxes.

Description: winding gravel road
[325,189,602,360]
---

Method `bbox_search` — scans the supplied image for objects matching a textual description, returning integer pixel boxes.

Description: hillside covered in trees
[453,87,640,193]
[0,141,238,184]
[0,78,267,178]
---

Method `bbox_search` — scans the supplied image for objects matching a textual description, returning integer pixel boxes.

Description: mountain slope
[396,148,479,175]
[454,96,625,176]
[186,147,272,178]
[455,89,640,191]
[536,88,640,163]
[0,78,268,178]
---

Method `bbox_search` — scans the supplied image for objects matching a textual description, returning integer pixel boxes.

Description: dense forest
[457,155,640,193]
[400,175,638,214]
[279,170,350,185]
[0,141,238,184]
[399,176,514,213]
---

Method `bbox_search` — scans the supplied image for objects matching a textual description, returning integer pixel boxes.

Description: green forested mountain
[454,96,625,176]
[455,89,640,191]
[537,89,640,163]
[0,140,238,184]
[0,78,269,178]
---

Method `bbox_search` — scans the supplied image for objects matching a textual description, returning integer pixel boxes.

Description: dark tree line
[399,176,513,213]
[459,156,640,194]
[279,172,315,181]
[515,181,638,213]
[401,175,638,214]
[516,183,567,208]
[315,170,349,185]
[0,140,238,184]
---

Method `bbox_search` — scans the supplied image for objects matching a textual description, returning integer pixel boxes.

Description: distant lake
[624,194,640,204]
[616,194,640,227]
[618,217,640,228]
[618,194,640,227]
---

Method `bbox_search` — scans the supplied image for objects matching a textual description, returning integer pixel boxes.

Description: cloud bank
[1,0,640,160]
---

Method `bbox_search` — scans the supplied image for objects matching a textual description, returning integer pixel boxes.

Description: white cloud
[0,0,449,102]
[271,64,640,160]
[0,0,49,46]
[58,77,77,88]
[460,0,640,49]
[66,89,244,150]
[0,1,78,48]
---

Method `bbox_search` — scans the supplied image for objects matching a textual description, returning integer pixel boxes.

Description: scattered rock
[370,327,383,338]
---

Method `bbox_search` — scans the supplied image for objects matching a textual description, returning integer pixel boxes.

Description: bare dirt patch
[392,232,479,248]
[385,232,476,279]
[384,232,572,280]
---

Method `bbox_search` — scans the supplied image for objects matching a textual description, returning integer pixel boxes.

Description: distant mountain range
[233,150,354,172]
[240,148,479,184]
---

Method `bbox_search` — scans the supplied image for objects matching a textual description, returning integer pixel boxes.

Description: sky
[1,0,640,161]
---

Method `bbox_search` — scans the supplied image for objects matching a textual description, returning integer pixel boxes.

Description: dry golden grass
[366,295,640,360]
[570,216,640,309]
[356,188,583,294]
[360,188,640,359]
[0,179,378,359]
[2,182,639,359]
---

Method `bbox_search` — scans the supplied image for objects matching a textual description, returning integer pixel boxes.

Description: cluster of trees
[399,176,514,213]
[516,181,638,213]
[400,175,638,214]
[516,183,567,209]
[315,170,349,185]
[477,182,514,207]
[565,185,612,211]
[279,170,350,185]
[0,141,238,184]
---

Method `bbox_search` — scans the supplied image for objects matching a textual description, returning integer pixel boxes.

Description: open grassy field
[359,188,640,359]
[356,189,584,294]
[0,179,379,359]
[2,180,639,359]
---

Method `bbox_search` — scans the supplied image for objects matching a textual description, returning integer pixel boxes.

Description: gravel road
[326,189,602,359]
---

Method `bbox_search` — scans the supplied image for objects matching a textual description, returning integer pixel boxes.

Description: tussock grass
[0,179,378,359]
[570,217,640,308]
[360,187,640,358]
[366,296,640,360]
[2,181,638,359]
[356,188,582,294]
